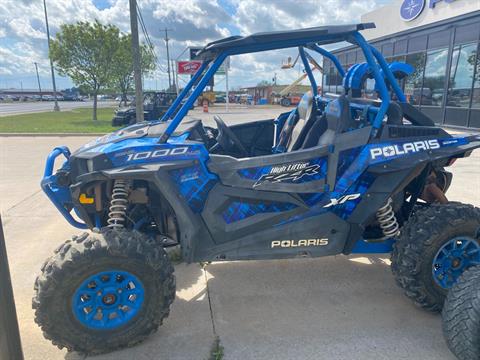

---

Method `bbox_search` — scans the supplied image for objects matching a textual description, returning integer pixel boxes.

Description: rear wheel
[33,230,175,355]
[391,203,480,312]
[442,266,480,360]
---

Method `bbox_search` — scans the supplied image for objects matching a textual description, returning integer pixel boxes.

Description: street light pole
[163,28,173,91]
[129,0,144,123]
[34,62,42,98]
[43,0,60,111]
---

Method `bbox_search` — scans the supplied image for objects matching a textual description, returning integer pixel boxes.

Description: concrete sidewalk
[1,126,477,359]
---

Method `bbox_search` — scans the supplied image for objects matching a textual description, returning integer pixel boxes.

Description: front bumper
[41,146,87,229]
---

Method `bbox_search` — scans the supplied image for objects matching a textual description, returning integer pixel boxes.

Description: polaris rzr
[35,23,480,355]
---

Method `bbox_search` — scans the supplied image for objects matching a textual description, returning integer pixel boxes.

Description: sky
[0,0,392,92]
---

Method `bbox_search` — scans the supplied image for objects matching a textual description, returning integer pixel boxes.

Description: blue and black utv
[35,23,480,355]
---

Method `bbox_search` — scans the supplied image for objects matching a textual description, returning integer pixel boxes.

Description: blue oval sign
[400,0,425,21]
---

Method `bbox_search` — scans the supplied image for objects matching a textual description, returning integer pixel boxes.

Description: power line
[136,3,157,63]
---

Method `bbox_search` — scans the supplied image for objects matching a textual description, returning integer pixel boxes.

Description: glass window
[404,52,426,105]
[428,30,451,49]
[391,55,406,63]
[472,45,480,108]
[324,66,335,93]
[335,66,344,94]
[346,51,356,65]
[408,35,427,53]
[447,43,477,108]
[372,42,382,52]
[422,47,449,106]
[356,49,365,63]
[394,39,407,55]
[455,23,480,45]
[389,55,407,92]
[325,66,343,94]
[382,43,394,57]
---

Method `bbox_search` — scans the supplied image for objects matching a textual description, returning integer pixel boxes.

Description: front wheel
[391,203,480,312]
[33,230,175,355]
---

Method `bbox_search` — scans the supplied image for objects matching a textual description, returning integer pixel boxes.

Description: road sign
[189,46,202,60]
[177,61,203,75]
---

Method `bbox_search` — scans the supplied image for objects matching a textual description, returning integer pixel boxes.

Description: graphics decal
[370,139,440,160]
[126,147,189,162]
[253,162,320,187]
[323,193,361,208]
[271,238,329,248]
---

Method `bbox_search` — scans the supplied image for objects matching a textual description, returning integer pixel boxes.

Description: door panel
[208,145,330,192]
[204,127,372,249]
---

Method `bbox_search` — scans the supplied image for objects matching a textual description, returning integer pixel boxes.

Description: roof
[195,23,375,60]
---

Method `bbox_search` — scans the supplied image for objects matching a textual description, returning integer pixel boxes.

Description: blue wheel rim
[72,270,145,330]
[432,237,480,289]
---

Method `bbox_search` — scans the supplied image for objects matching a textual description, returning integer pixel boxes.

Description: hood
[73,119,203,155]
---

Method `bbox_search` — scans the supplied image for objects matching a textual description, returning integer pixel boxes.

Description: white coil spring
[376,198,400,238]
[107,179,130,229]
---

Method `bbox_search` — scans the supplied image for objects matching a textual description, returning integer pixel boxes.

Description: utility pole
[171,59,177,93]
[34,62,42,98]
[129,0,144,123]
[163,28,173,90]
[43,0,59,111]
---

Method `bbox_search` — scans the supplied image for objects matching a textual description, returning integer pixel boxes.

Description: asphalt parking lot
[1,105,479,359]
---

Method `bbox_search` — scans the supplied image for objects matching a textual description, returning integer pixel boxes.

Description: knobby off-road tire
[391,202,480,312]
[442,266,480,360]
[32,229,176,355]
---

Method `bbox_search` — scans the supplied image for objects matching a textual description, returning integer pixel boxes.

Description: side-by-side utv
[35,23,480,355]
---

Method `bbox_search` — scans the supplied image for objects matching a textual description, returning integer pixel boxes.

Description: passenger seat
[316,95,356,147]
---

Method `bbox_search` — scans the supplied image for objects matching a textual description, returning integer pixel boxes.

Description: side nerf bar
[41,146,88,229]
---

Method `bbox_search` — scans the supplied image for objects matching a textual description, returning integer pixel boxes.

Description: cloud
[0,0,386,90]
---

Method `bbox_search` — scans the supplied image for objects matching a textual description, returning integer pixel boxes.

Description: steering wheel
[213,115,249,157]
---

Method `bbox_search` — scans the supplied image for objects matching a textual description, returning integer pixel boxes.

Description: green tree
[112,34,156,106]
[50,20,120,121]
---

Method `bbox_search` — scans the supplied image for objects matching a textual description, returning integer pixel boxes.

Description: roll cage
[158,23,407,144]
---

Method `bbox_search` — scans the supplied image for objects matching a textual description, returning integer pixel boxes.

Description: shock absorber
[376,197,400,238]
[107,179,130,229]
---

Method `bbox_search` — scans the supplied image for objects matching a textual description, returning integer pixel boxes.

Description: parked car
[215,95,226,103]
[112,91,177,126]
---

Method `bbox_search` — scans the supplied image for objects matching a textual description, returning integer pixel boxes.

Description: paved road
[1,111,478,359]
[0,101,117,116]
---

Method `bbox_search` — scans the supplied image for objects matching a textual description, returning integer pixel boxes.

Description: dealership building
[323,0,480,128]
